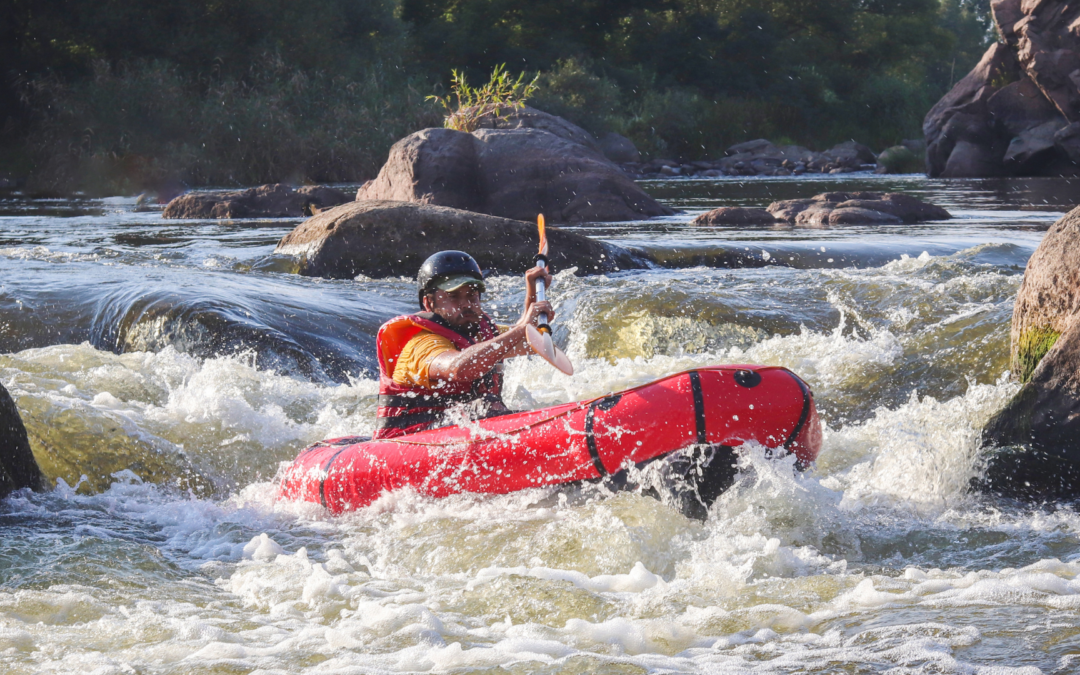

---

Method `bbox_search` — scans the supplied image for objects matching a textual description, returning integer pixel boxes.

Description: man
[373,250,554,439]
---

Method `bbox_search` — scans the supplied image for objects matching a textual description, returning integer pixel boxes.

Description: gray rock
[357,112,673,223]
[942,140,1008,178]
[987,74,1065,138]
[822,140,877,165]
[274,200,652,279]
[925,0,1080,179]
[353,128,481,211]
[691,207,778,226]
[1055,122,1080,164]
[1,382,45,499]
[470,105,601,152]
[978,207,1080,499]
[1003,119,1070,174]
[924,42,1019,177]
[769,192,949,226]
[163,184,351,219]
[599,132,641,164]
[725,139,780,156]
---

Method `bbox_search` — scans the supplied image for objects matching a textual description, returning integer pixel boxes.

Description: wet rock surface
[356,109,672,223]
[163,184,351,219]
[923,0,1080,177]
[981,207,1080,499]
[0,382,46,499]
[274,199,652,279]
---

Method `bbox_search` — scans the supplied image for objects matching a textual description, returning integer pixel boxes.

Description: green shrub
[428,65,538,133]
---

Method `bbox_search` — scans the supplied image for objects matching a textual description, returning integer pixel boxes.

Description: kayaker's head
[417,251,487,327]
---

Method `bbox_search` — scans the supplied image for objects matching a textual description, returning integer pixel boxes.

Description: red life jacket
[374,312,506,439]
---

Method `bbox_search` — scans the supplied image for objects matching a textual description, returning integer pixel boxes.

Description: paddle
[525,214,574,375]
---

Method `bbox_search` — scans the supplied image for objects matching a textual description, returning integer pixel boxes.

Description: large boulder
[925,1,1080,177]
[1,382,46,499]
[163,184,351,219]
[767,192,950,226]
[999,0,1080,123]
[1006,206,1080,382]
[274,199,652,279]
[980,206,1080,499]
[357,109,673,223]
[924,43,1019,177]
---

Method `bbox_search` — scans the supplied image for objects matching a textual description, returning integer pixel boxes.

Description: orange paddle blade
[537,214,548,256]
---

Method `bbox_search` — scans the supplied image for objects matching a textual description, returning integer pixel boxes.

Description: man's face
[426,284,483,327]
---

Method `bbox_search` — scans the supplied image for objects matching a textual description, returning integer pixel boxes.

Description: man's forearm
[428,326,532,385]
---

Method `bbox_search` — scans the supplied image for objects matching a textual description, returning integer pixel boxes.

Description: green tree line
[0,0,993,194]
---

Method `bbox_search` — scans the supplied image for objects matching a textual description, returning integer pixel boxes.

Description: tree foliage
[1,0,995,191]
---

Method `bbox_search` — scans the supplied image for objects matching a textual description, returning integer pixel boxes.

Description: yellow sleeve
[392,331,457,389]
[497,324,510,334]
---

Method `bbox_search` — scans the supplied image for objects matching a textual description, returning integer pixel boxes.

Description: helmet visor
[434,274,485,293]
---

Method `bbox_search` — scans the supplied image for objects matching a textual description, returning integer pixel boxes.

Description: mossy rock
[1015,325,1060,383]
[875,146,924,174]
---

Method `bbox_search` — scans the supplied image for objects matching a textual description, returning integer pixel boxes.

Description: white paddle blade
[526,325,574,375]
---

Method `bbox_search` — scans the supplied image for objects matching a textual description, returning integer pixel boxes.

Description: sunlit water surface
[1,174,1078,674]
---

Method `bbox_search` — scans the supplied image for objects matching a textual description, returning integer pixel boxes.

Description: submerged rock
[163,184,351,219]
[357,108,672,223]
[981,207,1080,499]
[274,199,651,279]
[1,382,46,499]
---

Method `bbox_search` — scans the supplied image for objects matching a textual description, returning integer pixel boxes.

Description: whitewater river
[1,174,1078,673]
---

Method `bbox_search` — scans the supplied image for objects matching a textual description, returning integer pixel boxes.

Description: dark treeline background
[1,0,993,194]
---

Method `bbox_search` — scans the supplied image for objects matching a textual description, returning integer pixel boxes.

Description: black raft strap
[318,446,351,509]
[584,402,608,477]
[688,371,708,445]
[782,370,812,451]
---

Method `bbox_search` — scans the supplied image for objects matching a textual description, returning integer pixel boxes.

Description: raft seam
[584,402,608,477]
[689,371,707,444]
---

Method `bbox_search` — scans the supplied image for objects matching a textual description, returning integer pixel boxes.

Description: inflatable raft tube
[279,365,821,514]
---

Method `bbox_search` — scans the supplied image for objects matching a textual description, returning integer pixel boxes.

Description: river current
[1,174,1078,673]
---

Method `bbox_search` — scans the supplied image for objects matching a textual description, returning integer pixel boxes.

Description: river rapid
[1,174,1078,673]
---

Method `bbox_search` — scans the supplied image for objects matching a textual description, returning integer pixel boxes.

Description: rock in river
[691,207,778,226]
[274,200,651,279]
[1,382,45,499]
[163,184,351,219]
[981,206,1080,499]
[766,192,950,226]
[356,107,673,223]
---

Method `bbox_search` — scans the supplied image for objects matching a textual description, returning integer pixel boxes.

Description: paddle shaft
[535,254,551,335]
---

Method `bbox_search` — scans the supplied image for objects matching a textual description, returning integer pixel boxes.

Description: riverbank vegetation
[2,0,993,194]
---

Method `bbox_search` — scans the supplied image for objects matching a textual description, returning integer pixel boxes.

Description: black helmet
[417,251,485,308]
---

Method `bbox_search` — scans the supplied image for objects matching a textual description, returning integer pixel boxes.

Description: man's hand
[524,266,553,291]
[517,300,555,327]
